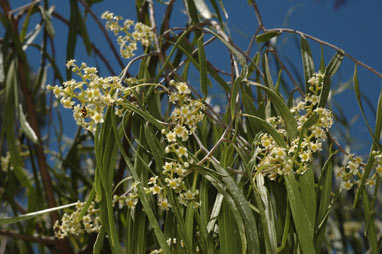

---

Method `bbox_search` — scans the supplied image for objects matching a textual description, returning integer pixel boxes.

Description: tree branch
[266,28,382,79]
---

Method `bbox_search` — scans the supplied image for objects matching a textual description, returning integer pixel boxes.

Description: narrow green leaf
[218,200,241,254]
[262,53,274,89]
[255,174,277,253]
[354,87,382,207]
[211,161,259,253]
[18,104,38,143]
[0,203,77,226]
[196,169,247,254]
[277,202,291,252]
[4,62,21,173]
[198,35,208,98]
[298,167,316,229]
[284,174,315,254]
[194,0,212,19]
[318,50,344,107]
[185,0,200,23]
[275,69,282,94]
[353,86,382,207]
[96,110,120,251]
[77,9,93,55]
[353,65,382,150]
[93,226,106,254]
[315,147,337,252]
[209,0,223,24]
[121,102,165,130]
[256,31,281,43]
[20,3,35,42]
[300,35,315,93]
[361,189,378,254]
[242,113,287,148]
[326,50,344,78]
[318,74,331,108]
[67,0,79,80]
[185,205,195,251]
[39,6,55,38]
[319,45,325,73]
[247,81,298,139]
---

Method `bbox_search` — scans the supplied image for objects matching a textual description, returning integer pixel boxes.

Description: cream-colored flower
[92,111,104,123]
[176,146,188,158]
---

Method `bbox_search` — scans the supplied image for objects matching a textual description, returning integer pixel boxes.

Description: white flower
[169,93,178,103]
[125,196,138,208]
[150,185,162,195]
[148,176,158,185]
[158,198,171,211]
[92,111,104,123]
[102,94,114,105]
[376,165,382,176]
[163,162,173,173]
[174,125,186,137]
[183,189,198,200]
[61,98,74,109]
[166,132,176,143]
[176,146,188,158]
[310,142,321,152]
[177,82,191,94]
[299,151,311,162]
[53,86,62,98]
[274,147,286,160]
[66,59,76,69]
[165,177,181,189]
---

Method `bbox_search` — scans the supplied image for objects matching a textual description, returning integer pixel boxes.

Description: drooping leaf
[18,104,38,144]
[198,35,208,98]
[0,203,77,226]
[300,35,315,93]
[284,174,315,254]
[39,6,55,38]
[256,31,281,43]
[194,0,212,19]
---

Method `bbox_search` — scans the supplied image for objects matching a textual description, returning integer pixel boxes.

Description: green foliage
[0,1,381,253]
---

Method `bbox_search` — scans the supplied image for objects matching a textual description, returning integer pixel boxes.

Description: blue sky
[7,0,382,155]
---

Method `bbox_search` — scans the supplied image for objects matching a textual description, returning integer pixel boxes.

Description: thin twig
[245,26,261,56]
[250,0,265,31]
[147,0,161,55]
[266,28,382,79]
[0,229,56,245]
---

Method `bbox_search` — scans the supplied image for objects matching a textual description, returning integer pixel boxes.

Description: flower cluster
[113,181,140,210]
[46,61,135,132]
[255,72,334,180]
[110,81,204,213]
[337,151,382,191]
[101,11,153,59]
[53,201,100,239]
[159,80,205,208]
